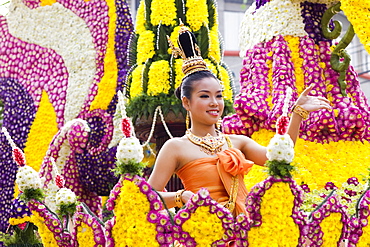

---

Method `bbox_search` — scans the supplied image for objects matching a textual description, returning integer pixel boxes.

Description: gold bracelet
[175,189,185,208]
[292,105,309,120]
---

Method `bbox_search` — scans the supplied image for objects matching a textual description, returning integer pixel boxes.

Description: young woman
[148,28,331,216]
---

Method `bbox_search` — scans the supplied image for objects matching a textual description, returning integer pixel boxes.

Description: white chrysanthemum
[43,182,60,212]
[16,166,42,191]
[55,188,77,206]
[116,137,144,164]
[239,0,306,55]
[266,134,294,163]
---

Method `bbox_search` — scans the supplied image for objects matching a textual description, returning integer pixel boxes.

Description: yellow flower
[135,1,146,35]
[76,222,96,246]
[248,182,299,246]
[321,212,343,246]
[30,211,59,247]
[150,0,177,26]
[111,180,158,246]
[218,65,233,101]
[340,0,370,54]
[137,31,156,64]
[182,206,224,246]
[186,0,208,32]
[130,65,144,98]
[209,27,221,62]
[245,130,370,191]
[147,60,171,96]
[174,59,185,89]
[284,36,304,95]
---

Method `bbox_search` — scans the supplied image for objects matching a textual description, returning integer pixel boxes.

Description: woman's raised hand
[295,84,332,112]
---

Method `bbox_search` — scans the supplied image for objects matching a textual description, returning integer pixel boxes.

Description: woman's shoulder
[161,136,189,149]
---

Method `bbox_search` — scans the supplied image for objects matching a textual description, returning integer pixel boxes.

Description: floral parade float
[222,0,370,192]
[0,0,134,236]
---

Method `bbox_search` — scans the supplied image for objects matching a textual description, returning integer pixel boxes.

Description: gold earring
[216,118,222,130]
[186,111,190,129]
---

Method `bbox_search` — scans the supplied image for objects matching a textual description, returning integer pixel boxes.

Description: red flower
[17,222,27,230]
[55,175,65,189]
[120,117,132,137]
[12,148,26,166]
[276,115,289,135]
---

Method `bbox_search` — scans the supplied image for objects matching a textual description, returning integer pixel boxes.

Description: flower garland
[150,0,177,26]
[147,60,171,96]
[340,0,370,54]
[173,188,234,246]
[185,0,208,32]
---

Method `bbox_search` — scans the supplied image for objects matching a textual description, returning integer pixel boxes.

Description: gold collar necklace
[186,129,226,155]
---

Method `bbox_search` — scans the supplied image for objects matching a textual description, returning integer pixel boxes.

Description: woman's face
[183,77,224,126]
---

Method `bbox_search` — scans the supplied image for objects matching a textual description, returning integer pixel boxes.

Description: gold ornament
[186,129,226,155]
[186,111,190,129]
[292,105,309,119]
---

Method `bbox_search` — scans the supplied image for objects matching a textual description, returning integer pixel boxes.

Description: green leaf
[207,0,217,29]
[112,160,148,177]
[20,188,45,202]
[127,33,138,67]
[196,25,210,58]
[157,24,169,56]
[142,59,152,93]
[175,0,186,24]
[144,0,152,30]
[265,160,295,178]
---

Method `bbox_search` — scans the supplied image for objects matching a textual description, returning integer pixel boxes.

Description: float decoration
[173,188,235,246]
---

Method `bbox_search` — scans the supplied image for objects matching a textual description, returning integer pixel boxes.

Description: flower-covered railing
[0,0,134,235]
[223,0,370,192]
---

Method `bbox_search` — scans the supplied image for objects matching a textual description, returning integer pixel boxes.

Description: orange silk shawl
[176,148,254,216]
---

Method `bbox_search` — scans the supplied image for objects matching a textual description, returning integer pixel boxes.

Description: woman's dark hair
[174,70,218,100]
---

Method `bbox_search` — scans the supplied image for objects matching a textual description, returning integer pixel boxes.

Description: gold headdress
[167,22,209,76]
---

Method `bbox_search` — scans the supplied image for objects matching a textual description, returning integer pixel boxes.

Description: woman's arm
[287,84,331,144]
[147,138,193,208]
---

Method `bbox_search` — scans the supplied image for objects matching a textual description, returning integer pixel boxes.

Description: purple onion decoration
[173,188,235,246]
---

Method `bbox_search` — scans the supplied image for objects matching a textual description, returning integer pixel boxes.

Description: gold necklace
[186,129,226,155]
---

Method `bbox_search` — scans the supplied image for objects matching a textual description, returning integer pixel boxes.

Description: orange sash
[176,147,254,216]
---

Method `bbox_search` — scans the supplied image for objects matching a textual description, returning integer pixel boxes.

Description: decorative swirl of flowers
[173,188,235,246]
[340,0,370,54]
[147,60,171,96]
[28,200,71,247]
[73,205,107,247]
[107,175,172,246]
[150,0,177,26]
[347,190,370,245]
[305,194,348,246]
[246,176,304,246]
